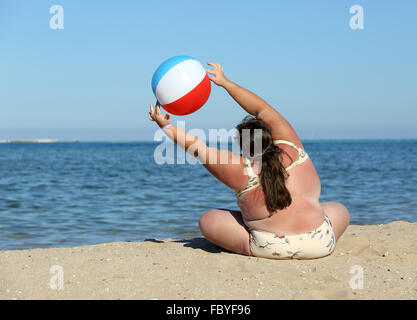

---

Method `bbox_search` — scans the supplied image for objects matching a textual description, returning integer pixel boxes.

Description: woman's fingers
[207,62,219,70]
[156,104,163,116]
[149,104,155,121]
[208,62,222,70]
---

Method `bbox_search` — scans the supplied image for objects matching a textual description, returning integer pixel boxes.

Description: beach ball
[151,55,211,116]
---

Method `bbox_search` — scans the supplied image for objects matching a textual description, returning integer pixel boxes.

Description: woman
[148,62,350,259]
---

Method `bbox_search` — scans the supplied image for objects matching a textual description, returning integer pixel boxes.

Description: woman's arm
[148,102,211,161]
[148,103,248,191]
[206,63,301,146]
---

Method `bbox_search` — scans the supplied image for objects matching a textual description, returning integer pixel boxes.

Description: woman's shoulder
[278,144,298,167]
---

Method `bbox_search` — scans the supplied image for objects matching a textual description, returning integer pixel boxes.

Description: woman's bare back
[238,142,325,236]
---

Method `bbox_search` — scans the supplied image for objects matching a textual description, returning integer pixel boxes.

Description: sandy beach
[0,221,416,300]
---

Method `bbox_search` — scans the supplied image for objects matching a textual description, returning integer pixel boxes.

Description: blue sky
[0,0,416,141]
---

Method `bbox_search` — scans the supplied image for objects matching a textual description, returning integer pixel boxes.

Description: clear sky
[1,0,416,141]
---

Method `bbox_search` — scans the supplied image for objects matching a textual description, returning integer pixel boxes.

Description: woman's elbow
[186,139,208,162]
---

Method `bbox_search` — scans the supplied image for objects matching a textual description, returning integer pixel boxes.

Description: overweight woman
[148,62,350,259]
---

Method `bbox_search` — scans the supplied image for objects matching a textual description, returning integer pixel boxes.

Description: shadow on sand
[143,237,226,254]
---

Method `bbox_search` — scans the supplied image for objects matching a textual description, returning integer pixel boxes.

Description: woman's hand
[206,62,228,87]
[148,101,171,128]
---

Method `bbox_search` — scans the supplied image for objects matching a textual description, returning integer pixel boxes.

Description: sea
[0,140,416,250]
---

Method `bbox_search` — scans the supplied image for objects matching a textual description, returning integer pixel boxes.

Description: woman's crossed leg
[199,208,252,256]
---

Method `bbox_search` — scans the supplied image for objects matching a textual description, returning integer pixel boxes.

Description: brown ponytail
[236,116,292,213]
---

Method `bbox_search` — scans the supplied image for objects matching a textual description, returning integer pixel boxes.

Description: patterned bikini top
[234,139,309,198]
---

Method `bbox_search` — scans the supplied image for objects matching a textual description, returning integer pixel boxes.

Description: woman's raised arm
[206,63,301,146]
[148,103,248,191]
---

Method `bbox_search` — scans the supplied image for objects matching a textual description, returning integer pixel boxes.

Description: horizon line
[2,138,417,144]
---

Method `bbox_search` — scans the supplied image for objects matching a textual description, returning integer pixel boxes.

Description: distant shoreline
[1,139,416,144]
[0,139,59,143]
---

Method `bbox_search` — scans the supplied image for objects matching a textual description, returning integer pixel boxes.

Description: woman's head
[235,116,292,212]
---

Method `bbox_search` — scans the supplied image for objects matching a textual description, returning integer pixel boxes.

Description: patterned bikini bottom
[249,215,336,260]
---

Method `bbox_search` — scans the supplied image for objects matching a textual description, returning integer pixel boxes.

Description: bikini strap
[235,158,260,198]
[273,139,309,171]
[273,140,303,153]
[243,158,257,178]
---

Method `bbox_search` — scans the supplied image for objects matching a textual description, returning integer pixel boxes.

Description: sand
[0,221,416,300]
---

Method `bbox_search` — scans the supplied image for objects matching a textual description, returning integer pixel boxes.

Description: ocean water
[0,140,416,250]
